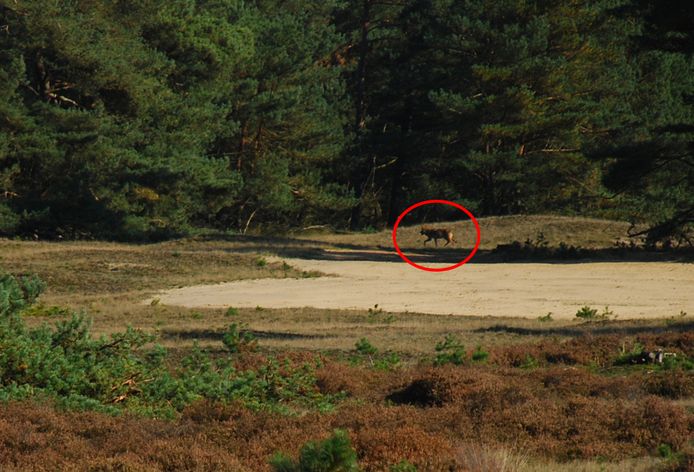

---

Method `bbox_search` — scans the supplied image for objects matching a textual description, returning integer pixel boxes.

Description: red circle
[391,200,481,272]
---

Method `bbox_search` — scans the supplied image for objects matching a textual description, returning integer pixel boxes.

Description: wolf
[420,227,454,246]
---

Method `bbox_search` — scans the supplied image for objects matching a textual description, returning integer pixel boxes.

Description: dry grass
[0,239,311,305]
[297,214,640,250]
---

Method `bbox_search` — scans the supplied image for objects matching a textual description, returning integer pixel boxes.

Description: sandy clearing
[151,252,694,319]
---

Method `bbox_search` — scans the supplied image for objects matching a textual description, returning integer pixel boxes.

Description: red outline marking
[391,199,481,272]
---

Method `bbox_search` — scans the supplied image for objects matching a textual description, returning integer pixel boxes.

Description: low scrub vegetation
[0,272,338,418]
[1,272,692,471]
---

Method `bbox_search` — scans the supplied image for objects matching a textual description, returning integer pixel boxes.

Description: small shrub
[576,305,615,320]
[434,334,465,366]
[658,443,675,459]
[374,352,401,371]
[355,338,378,356]
[575,305,599,320]
[615,341,646,365]
[256,257,267,267]
[471,346,489,363]
[191,311,204,319]
[519,354,539,369]
[537,312,553,322]
[222,323,257,353]
[390,460,417,471]
[270,429,358,472]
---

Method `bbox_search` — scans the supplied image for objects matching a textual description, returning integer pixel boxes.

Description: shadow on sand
[161,328,336,341]
[474,320,694,337]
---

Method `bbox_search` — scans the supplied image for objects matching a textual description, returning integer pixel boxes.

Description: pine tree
[588,0,694,245]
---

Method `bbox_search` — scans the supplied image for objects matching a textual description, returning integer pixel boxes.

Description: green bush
[0,272,338,417]
[355,338,377,356]
[471,346,489,363]
[374,352,401,371]
[434,334,465,366]
[575,305,599,319]
[225,307,239,317]
[520,354,539,369]
[575,305,614,320]
[390,461,417,472]
[270,429,359,472]
[222,323,257,353]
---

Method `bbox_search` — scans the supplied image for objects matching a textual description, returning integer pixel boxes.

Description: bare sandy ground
[151,252,694,319]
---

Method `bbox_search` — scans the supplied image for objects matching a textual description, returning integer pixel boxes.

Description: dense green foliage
[270,429,359,472]
[1,0,692,240]
[0,272,338,417]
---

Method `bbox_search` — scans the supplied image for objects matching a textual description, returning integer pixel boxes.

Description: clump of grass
[520,354,539,369]
[537,312,553,322]
[255,257,267,267]
[190,311,204,319]
[20,303,71,317]
[455,444,528,472]
[367,304,395,324]
[225,307,239,317]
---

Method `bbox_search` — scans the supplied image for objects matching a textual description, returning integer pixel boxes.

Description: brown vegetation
[1,332,691,471]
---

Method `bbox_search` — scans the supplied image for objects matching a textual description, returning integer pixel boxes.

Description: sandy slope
[150,250,694,319]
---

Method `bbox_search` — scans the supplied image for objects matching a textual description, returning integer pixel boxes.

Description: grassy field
[0,215,692,471]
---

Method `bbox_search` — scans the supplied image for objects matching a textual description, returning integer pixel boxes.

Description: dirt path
[152,251,694,319]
